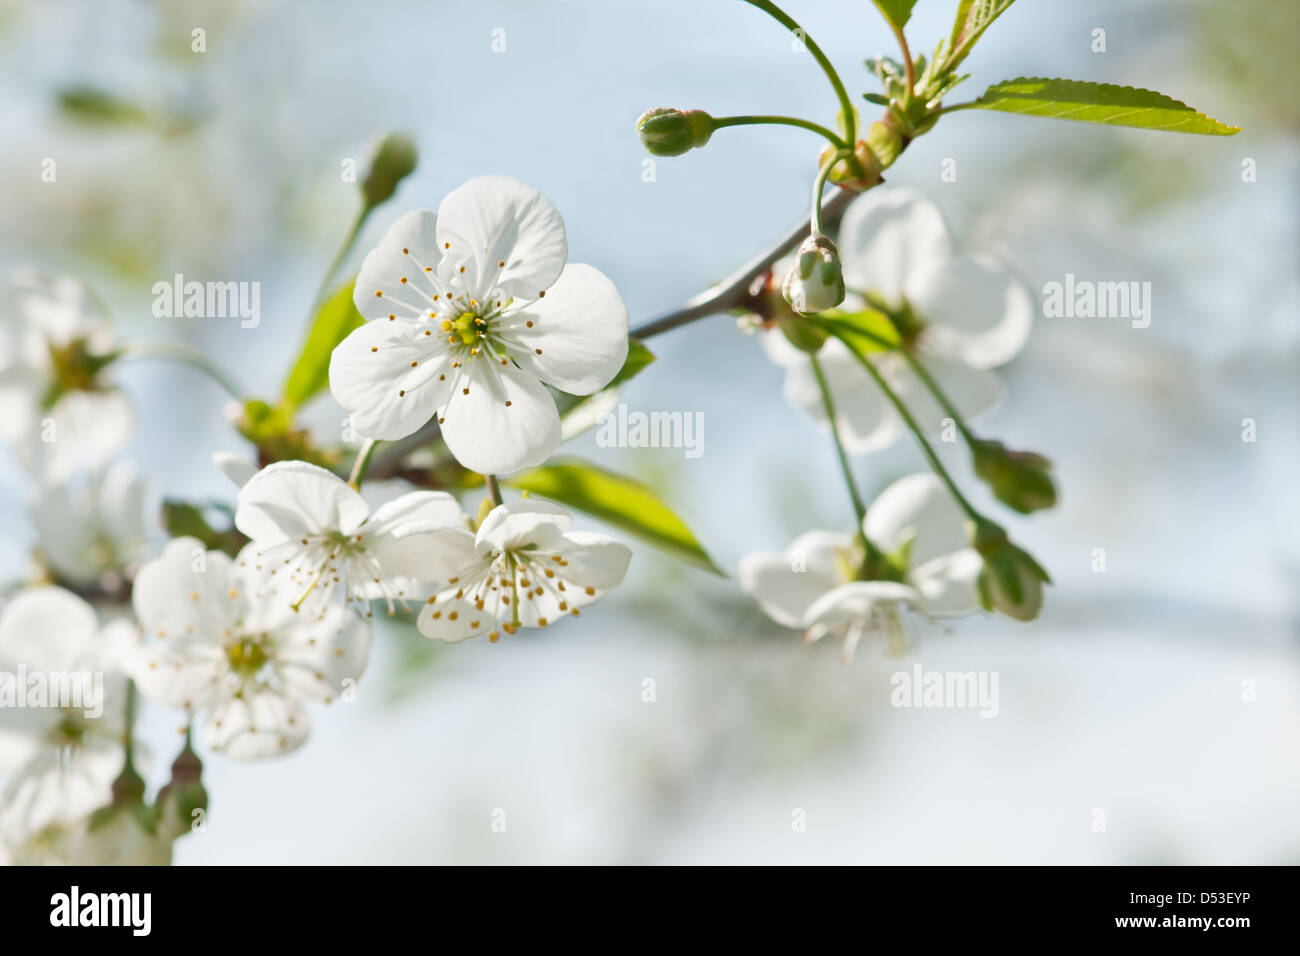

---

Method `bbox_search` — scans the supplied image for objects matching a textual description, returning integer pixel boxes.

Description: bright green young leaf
[948,0,1016,68]
[505,459,723,575]
[812,308,901,353]
[609,337,655,389]
[872,0,917,30]
[283,280,364,406]
[971,78,1241,135]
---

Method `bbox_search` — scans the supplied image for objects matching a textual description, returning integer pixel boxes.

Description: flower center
[227,634,271,677]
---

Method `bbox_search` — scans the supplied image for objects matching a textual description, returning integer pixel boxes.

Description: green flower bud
[971,439,1058,514]
[154,739,208,842]
[361,132,419,208]
[817,139,884,193]
[970,519,1051,622]
[782,234,846,315]
[636,108,714,157]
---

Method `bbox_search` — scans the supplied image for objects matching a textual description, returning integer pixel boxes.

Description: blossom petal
[475,499,572,553]
[329,316,452,441]
[549,531,632,590]
[911,253,1035,368]
[353,210,444,321]
[235,460,371,542]
[204,689,311,760]
[803,580,921,627]
[0,587,97,674]
[838,189,954,302]
[911,548,982,617]
[435,176,567,301]
[779,338,902,454]
[865,473,968,569]
[128,644,226,712]
[739,529,852,628]
[275,606,371,703]
[212,451,258,488]
[131,537,241,645]
[504,263,629,394]
[417,593,499,643]
[889,353,1003,436]
[438,360,561,474]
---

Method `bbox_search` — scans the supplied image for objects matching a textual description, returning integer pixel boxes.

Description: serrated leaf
[947,0,1016,69]
[972,77,1240,135]
[505,459,723,575]
[283,280,364,406]
[872,0,917,30]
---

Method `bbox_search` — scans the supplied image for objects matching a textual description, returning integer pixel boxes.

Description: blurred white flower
[738,474,981,658]
[0,587,130,850]
[233,460,465,612]
[29,460,149,590]
[329,175,629,475]
[212,450,258,488]
[66,803,172,866]
[0,271,133,481]
[415,499,632,643]
[128,536,371,759]
[763,189,1033,454]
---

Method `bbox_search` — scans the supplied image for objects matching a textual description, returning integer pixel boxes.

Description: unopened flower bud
[361,132,419,207]
[971,439,1057,514]
[783,234,846,315]
[970,519,1050,622]
[154,739,208,842]
[817,139,884,192]
[636,108,714,156]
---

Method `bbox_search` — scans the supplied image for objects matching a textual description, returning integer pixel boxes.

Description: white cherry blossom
[762,189,1033,454]
[413,499,632,643]
[0,271,132,481]
[738,473,981,658]
[0,587,130,849]
[233,460,465,613]
[29,460,149,590]
[128,536,371,759]
[329,176,629,475]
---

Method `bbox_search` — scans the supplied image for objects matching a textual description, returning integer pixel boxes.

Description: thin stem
[122,679,137,765]
[712,114,847,149]
[890,22,915,96]
[743,0,856,145]
[897,347,977,445]
[119,342,245,399]
[933,101,979,117]
[484,474,504,506]
[843,341,982,520]
[809,353,867,530]
[810,150,847,235]
[631,186,858,339]
[348,438,378,489]
[306,204,370,323]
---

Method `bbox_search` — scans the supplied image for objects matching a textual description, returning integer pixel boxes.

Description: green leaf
[505,459,723,575]
[608,337,655,389]
[282,280,364,406]
[971,77,1240,135]
[872,0,918,30]
[56,85,150,126]
[811,308,901,353]
[161,500,248,558]
[949,0,1017,59]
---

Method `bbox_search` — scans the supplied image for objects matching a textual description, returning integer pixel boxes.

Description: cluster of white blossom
[0,177,634,864]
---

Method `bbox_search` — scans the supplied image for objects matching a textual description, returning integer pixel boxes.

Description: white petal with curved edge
[131,537,241,645]
[0,587,97,674]
[353,210,444,322]
[276,606,371,703]
[365,490,464,537]
[739,545,843,629]
[505,263,629,394]
[329,317,451,441]
[212,451,258,488]
[417,594,497,643]
[128,643,226,712]
[435,176,567,301]
[911,253,1035,368]
[803,580,921,627]
[376,525,481,593]
[475,498,573,554]
[235,460,370,542]
[837,189,954,301]
[438,360,561,475]
[865,473,969,569]
[910,548,982,617]
[550,531,633,591]
[20,389,133,482]
[204,689,311,760]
